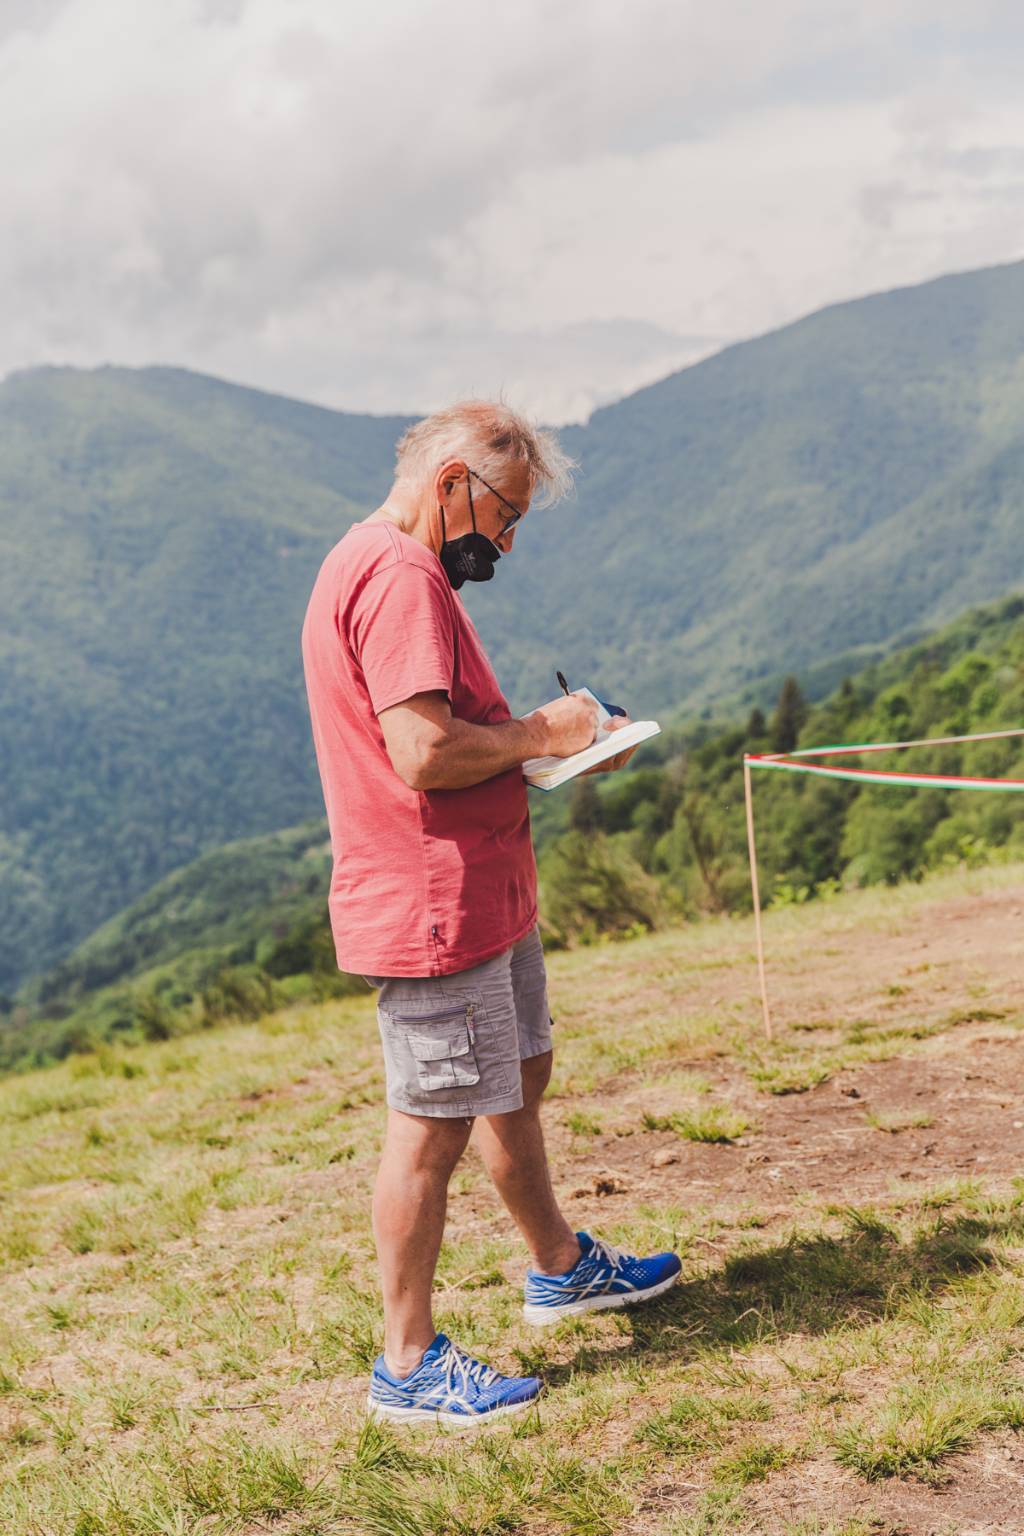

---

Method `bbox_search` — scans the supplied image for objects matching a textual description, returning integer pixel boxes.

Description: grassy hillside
[5,259,1024,993]
[0,822,344,1072]
[3,864,1024,1533]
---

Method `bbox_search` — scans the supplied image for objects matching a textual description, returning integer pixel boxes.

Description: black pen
[556,670,570,697]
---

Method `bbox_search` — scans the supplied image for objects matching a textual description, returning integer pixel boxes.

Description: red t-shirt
[301,521,538,977]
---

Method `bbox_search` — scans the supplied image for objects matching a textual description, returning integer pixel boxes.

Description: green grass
[661,1489,749,1535]
[745,1059,832,1096]
[864,1109,934,1134]
[637,1387,773,1454]
[832,1371,1023,1482]
[3,865,1024,1532]
[712,1437,796,1484]
[565,1108,604,1137]
[780,1522,882,1536]
[642,1105,752,1143]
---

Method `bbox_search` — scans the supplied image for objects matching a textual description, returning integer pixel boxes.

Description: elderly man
[301,400,680,1427]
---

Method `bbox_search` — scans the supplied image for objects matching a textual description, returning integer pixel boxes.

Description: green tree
[539,831,662,948]
[568,779,603,834]
[132,987,175,1042]
[771,676,807,754]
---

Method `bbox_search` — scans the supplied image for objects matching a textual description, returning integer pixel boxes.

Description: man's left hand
[580,715,640,775]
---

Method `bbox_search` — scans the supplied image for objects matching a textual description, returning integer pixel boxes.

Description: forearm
[379,689,596,791]
[418,713,547,790]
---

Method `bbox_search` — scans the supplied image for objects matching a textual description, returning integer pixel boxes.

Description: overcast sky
[2,0,1024,423]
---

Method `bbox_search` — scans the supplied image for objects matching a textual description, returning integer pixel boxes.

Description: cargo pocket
[386,1003,481,1094]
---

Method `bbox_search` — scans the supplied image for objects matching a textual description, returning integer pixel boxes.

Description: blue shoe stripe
[524,1240,681,1309]
[368,1340,541,1418]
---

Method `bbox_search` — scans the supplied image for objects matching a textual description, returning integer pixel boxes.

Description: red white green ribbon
[745,727,1024,793]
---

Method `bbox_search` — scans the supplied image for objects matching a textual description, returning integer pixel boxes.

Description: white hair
[394,398,577,508]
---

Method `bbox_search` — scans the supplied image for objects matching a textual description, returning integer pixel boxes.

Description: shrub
[539,830,662,948]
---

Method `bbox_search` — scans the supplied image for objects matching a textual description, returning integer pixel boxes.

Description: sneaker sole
[365,1393,541,1431]
[522,1269,679,1327]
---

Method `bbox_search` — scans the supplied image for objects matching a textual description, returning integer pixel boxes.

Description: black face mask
[438,474,501,591]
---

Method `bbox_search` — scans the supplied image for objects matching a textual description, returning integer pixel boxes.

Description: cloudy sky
[3,0,1024,422]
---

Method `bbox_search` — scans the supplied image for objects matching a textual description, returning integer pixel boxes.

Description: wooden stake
[743,757,772,1041]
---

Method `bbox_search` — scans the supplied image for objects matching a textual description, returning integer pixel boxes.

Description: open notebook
[522,688,661,791]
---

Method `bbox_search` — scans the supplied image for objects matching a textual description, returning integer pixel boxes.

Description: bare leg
[472,1051,581,1275]
[372,1108,473,1378]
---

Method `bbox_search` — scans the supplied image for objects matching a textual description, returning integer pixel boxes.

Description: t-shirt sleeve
[348,560,457,715]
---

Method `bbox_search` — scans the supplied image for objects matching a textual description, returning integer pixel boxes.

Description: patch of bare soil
[455,878,1024,1534]
[742,1438,1024,1536]
[759,880,1024,1035]
[553,1026,1024,1218]
[548,878,1024,1222]
[624,1440,1024,1536]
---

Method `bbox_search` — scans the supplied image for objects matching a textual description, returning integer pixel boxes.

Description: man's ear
[435,458,467,504]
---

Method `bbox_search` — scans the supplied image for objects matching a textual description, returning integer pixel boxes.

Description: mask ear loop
[439,473,477,545]
[466,469,502,556]
[466,470,478,534]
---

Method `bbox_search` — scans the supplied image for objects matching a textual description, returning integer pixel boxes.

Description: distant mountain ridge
[3,258,1024,992]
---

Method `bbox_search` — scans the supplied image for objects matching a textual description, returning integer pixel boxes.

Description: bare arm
[378,690,599,791]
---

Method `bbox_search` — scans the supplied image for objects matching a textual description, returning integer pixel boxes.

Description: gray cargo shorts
[363,924,553,1118]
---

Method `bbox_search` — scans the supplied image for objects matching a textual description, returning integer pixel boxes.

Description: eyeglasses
[467,468,524,538]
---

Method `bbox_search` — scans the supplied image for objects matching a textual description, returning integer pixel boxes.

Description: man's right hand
[531,691,600,758]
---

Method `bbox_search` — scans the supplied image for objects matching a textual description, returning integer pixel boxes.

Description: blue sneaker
[366,1333,542,1428]
[523,1230,682,1326]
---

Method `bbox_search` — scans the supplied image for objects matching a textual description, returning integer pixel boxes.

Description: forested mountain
[0,369,411,993]
[4,259,1024,992]
[5,589,1021,1075]
[540,591,1024,945]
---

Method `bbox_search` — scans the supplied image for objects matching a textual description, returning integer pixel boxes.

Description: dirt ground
[551,879,1024,1223]
[557,1027,1024,1217]
[455,877,1024,1534]
[624,1434,1024,1536]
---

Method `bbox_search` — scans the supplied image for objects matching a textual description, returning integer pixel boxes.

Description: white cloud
[1,0,1023,421]
[466,94,1024,343]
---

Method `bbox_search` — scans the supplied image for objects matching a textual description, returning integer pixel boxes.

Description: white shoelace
[439,1340,500,1403]
[589,1235,630,1272]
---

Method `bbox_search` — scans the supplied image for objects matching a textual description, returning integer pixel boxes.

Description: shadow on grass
[519,1210,1017,1385]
